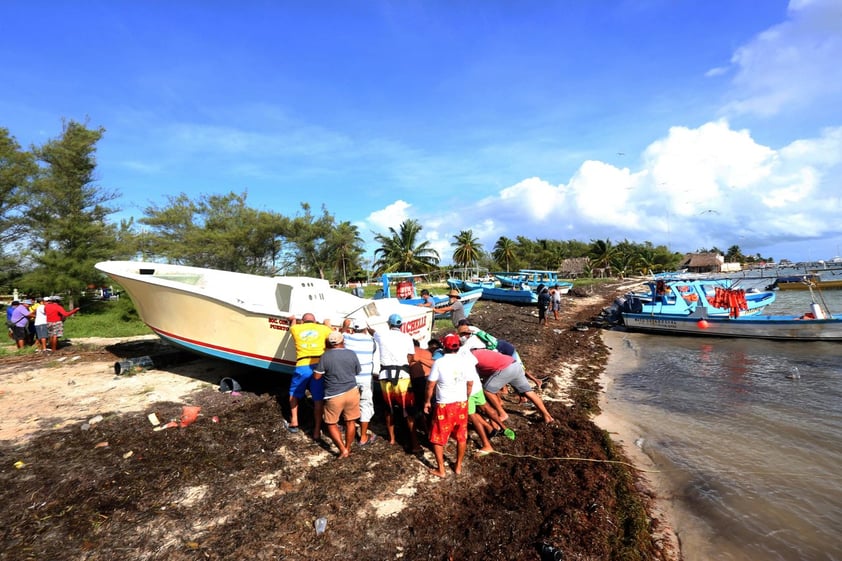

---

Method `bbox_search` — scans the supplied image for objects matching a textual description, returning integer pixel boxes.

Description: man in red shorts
[423,333,475,478]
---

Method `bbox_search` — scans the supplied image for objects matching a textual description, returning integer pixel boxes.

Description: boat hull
[622,312,842,341]
[96,261,434,374]
[776,279,842,290]
[478,286,538,304]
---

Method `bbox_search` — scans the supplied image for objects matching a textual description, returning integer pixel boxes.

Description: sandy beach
[597,329,700,560]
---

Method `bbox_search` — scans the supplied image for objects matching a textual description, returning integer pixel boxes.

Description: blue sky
[3,0,842,265]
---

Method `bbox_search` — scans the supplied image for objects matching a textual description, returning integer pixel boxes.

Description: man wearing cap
[314,331,361,458]
[436,290,466,326]
[374,313,420,452]
[424,332,476,477]
[288,312,333,439]
[342,320,380,445]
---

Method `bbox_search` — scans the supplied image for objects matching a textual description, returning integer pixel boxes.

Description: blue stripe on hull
[153,331,295,374]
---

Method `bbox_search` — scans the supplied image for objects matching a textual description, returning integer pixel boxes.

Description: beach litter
[180,406,201,428]
[114,355,155,376]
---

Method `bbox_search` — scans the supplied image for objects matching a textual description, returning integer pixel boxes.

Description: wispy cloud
[722,0,842,117]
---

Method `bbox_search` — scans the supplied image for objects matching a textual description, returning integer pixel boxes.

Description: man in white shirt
[424,333,475,477]
[374,313,420,452]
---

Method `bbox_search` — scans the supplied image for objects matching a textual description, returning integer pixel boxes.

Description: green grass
[64,297,153,338]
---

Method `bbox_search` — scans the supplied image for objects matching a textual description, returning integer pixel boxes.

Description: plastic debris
[218,377,242,392]
[114,355,155,375]
[315,517,327,535]
[180,406,201,427]
[88,415,103,425]
[94,441,109,448]
[147,413,160,426]
[122,450,134,459]
[14,460,25,469]
[212,416,220,423]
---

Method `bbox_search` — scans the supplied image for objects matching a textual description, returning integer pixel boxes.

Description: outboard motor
[622,295,643,314]
[605,296,626,324]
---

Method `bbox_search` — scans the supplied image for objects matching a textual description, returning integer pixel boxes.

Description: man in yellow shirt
[288,312,333,439]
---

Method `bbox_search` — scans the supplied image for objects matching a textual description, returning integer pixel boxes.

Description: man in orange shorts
[423,333,475,477]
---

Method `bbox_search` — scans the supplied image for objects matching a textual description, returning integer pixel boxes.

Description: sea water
[603,290,842,561]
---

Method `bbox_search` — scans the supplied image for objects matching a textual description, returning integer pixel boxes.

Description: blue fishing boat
[376,272,483,319]
[494,270,573,294]
[461,280,538,305]
[625,278,776,318]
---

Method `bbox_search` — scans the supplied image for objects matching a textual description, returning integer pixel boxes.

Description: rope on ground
[485,451,842,480]
[486,450,662,473]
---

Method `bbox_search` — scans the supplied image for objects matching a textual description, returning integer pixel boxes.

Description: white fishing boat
[95,261,434,373]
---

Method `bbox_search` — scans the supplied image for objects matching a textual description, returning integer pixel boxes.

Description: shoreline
[596,328,704,561]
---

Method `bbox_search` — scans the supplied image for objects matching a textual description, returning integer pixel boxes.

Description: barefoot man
[424,333,475,477]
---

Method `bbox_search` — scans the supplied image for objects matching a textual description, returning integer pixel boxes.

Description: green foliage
[281,203,366,280]
[373,219,440,274]
[22,120,120,301]
[326,220,365,284]
[140,191,287,275]
[492,236,517,271]
[451,230,484,270]
[0,128,37,291]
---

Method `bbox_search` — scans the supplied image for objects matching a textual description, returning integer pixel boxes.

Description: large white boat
[95,261,434,373]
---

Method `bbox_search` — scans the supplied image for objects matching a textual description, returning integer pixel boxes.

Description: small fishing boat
[460,279,538,305]
[630,279,776,318]
[494,270,573,294]
[775,274,842,290]
[95,261,435,373]
[619,308,842,341]
[375,272,483,319]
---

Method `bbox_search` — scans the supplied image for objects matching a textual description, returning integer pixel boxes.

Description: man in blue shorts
[288,312,333,439]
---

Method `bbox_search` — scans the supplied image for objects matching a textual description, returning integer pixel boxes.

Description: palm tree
[588,238,617,277]
[451,230,483,274]
[492,236,517,272]
[326,221,364,285]
[373,219,440,273]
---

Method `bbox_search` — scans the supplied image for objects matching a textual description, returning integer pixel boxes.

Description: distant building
[560,257,590,278]
[679,252,725,274]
